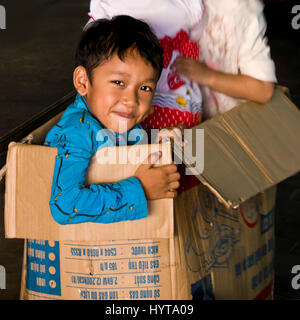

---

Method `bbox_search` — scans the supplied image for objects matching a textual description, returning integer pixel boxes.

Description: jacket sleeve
[46,124,148,225]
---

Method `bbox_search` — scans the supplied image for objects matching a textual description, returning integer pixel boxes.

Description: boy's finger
[165,189,178,198]
[157,165,177,176]
[168,172,181,183]
[168,181,180,190]
[162,164,178,174]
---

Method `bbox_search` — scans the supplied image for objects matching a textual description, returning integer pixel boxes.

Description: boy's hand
[135,152,180,200]
[172,57,214,87]
[156,124,185,147]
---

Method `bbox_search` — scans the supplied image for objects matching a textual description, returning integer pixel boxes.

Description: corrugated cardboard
[183,87,300,208]
[3,86,300,300]
[4,142,173,241]
[173,184,276,300]
[18,184,276,300]
[20,238,176,300]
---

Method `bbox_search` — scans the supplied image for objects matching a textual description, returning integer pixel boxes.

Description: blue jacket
[44,94,148,225]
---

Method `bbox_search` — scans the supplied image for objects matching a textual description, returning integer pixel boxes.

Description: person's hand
[156,123,185,147]
[172,57,214,87]
[135,151,180,200]
[173,57,275,104]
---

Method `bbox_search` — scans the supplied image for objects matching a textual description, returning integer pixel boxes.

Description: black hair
[75,15,163,83]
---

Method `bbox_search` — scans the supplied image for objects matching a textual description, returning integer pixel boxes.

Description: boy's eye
[140,86,153,92]
[112,80,124,86]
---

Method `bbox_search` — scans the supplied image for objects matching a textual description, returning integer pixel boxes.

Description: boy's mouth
[114,111,134,119]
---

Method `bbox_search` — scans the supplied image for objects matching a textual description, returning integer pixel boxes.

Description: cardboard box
[3,87,300,300]
[18,185,275,300]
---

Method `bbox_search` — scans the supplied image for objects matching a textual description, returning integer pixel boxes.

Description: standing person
[173,0,277,119]
[87,0,206,129]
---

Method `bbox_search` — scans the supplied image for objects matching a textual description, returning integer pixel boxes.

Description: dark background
[0,0,300,300]
[264,0,300,300]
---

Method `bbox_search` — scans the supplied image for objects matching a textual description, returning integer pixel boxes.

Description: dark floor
[0,1,300,300]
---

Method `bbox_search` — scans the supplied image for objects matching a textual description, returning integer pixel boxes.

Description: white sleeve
[238,9,277,83]
[182,0,205,42]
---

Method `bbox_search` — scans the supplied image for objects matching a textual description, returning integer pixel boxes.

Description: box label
[24,239,171,300]
[26,240,61,296]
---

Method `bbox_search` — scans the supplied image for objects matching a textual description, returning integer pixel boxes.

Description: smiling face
[73,49,158,133]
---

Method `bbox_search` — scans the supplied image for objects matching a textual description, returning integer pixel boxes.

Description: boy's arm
[47,125,148,225]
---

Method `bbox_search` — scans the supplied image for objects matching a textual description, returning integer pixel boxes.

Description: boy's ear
[73,66,90,96]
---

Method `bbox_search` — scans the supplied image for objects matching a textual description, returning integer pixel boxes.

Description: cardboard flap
[4,142,173,241]
[179,87,300,208]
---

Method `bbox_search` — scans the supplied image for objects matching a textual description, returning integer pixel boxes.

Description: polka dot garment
[159,29,199,68]
[143,105,201,129]
[142,29,202,130]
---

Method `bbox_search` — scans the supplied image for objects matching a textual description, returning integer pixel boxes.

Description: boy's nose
[121,89,138,108]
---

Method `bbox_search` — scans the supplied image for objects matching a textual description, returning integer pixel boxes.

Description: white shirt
[88,0,205,40]
[199,0,277,118]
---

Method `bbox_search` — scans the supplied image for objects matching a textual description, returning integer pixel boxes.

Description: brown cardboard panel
[173,184,276,300]
[5,142,173,241]
[19,184,276,300]
[181,88,300,208]
[21,238,175,300]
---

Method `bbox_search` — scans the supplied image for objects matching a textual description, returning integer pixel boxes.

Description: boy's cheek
[141,102,152,117]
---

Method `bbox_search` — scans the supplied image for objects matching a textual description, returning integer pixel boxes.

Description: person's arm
[46,123,180,225]
[173,57,274,104]
[47,124,148,225]
[174,1,276,105]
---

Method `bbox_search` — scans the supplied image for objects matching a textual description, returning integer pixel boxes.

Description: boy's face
[74,50,158,133]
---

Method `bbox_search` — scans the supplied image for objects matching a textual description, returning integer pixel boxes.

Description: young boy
[44,15,180,225]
